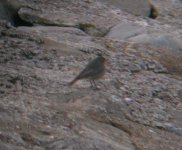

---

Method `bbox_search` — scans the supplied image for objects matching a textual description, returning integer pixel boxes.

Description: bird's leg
[92,80,97,88]
[90,80,97,89]
[92,80,100,90]
[90,80,94,88]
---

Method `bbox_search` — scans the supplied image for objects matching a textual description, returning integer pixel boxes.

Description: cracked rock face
[0,0,182,150]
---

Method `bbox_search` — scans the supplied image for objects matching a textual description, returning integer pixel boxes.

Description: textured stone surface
[98,0,151,16]
[17,26,106,55]
[0,0,182,150]
[17,0,121,36]
[129,33,182,51]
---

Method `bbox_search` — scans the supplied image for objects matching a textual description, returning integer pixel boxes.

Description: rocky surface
[0,0,182,150]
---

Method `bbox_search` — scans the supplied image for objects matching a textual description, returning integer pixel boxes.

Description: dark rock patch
[0,1,33,27]
[149,3,158,19]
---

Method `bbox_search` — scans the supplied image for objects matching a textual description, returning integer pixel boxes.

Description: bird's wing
[76,68,96,79]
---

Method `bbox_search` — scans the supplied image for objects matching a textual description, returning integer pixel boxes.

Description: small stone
[124,98,134,105]
[148,129,156,133]
[129,64,142,73]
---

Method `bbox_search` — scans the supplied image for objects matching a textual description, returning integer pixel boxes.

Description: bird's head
[97,53,106,63]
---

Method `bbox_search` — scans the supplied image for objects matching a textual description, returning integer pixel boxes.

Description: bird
[68,55,106,89]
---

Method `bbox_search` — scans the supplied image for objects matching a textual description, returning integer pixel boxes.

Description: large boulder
[17,1,121,36]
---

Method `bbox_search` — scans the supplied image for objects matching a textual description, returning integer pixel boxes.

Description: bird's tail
[68,78,78,86]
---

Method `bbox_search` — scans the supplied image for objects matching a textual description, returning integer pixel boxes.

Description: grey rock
[0,131,26,147]
[18,7,68,26]
[176,103,182,111]
[98,0,151,17]
[17,26,105,55]
[156,122,182,136]
[0,0,21,26]
[129,63,142,73]
[17,1,121,36]
[106,22,145,40]
[47,137,134,150]
[0,0,32,27]
[140,59,168,73]
[129,33,182,51]
[1,0,182,150]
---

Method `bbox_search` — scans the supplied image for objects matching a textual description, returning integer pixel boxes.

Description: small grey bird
[68,55,106,88]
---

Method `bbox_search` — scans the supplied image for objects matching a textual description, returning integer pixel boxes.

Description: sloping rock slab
[129,33,182,51]
[106,22,145,40]
[17,26,106,55]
